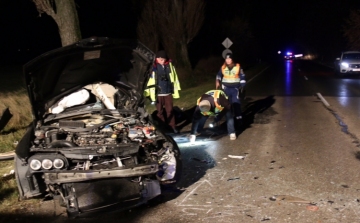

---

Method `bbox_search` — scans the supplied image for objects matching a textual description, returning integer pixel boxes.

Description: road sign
[222,49,232,59]
[222,38,233,49]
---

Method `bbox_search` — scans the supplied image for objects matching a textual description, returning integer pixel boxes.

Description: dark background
[0,0,359,66]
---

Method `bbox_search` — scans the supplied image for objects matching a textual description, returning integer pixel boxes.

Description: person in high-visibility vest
[144,50,181,133]
[189,90,236,142]
[215,53,246,129]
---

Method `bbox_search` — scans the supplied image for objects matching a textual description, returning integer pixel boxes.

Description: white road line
[304,76,308,80]
[247,66,270,83]
[316,93,330,107]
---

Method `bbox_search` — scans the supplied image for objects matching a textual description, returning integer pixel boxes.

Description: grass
[0,65,32,211]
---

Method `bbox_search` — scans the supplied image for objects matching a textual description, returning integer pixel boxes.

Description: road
[4,59,360,223]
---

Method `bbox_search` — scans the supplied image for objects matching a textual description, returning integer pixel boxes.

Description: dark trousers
[156,94,176,129]
[223,87,242,118]
[191,107,235,135]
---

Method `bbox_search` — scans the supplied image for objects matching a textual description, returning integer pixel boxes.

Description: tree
[33,0,81,46]
[343,9,360,50]
[136,0,205,71]
[157,0,205,70]
[135,0,159,52]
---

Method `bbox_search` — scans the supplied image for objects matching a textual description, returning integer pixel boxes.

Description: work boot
[229,133,236,140]
[189,135,196,142]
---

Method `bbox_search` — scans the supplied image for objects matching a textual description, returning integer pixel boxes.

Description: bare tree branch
[343,10,360,50]
[32,0,81,46]
[136,0,159,52]
[155,0,205,69]
[32,0,57,18]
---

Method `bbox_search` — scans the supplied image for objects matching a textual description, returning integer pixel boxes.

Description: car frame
[14,37,182,217]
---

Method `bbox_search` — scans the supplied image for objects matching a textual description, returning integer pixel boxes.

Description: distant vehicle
[284,52,294,60]
[335,51,360,77]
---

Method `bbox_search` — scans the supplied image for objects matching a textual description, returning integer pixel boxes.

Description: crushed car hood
[23,37,154,120]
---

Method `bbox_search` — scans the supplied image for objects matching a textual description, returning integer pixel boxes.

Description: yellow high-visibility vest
[221,63,241,83]
[144,62,181,102]
[196,90,228,116]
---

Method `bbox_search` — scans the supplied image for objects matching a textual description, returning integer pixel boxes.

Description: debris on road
[269,195,315,204]
[3,169,14,177]
[227,177,240,181]
[228,155,246,159]
[0,107,13,132]
[0,151,15,161]
[306,205,319,211]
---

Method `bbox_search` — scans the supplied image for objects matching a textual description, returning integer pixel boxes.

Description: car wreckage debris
[269,195,316,205]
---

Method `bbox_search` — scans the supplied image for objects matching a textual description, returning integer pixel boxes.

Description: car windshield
[343,53,360,59]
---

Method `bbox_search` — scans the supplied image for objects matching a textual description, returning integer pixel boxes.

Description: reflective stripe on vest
[196,90,227,116]
[221,63,240,83]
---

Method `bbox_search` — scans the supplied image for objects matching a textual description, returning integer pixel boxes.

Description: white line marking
[178,180,213,206]
[316,93,330,106]
[304,76,308,80]
[247,66,270,83]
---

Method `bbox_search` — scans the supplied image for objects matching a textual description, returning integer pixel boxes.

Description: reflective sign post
[222,37,233,59]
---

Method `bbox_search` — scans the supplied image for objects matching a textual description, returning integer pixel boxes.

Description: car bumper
[43,163,158,184]
[64,177,161,217]
[340,67,360,73]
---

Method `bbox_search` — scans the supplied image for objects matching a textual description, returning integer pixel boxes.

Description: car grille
[349,64,360,68]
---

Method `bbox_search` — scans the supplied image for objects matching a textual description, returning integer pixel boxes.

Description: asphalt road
[4,59,360,223]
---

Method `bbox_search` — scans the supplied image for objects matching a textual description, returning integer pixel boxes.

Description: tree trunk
[176,40,192,70]
[54,0,81,46]
[33,0,81,47]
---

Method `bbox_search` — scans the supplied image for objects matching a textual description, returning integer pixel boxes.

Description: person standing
[215,53,246,128]
[145,50,181,133]
[190,90,236,142]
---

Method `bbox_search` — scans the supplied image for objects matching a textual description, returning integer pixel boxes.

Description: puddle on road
[330,110,349,134]
[326,108,360,159]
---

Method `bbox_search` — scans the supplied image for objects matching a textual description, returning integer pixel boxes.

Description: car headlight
[42,159,53,170]
[30,159,42,170]
[53,158,65,169]
[341,62,349,68]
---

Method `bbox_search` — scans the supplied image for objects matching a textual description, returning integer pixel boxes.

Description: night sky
[0,0,359,66]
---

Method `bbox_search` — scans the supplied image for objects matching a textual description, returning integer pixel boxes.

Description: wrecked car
[14,37,182,217]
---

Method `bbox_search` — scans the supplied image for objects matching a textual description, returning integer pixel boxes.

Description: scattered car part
[0,107,12,132]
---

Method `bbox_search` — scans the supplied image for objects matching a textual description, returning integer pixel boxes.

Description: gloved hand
[240,70,246,87]
[216,80,221,90]
[240,80,246,88]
